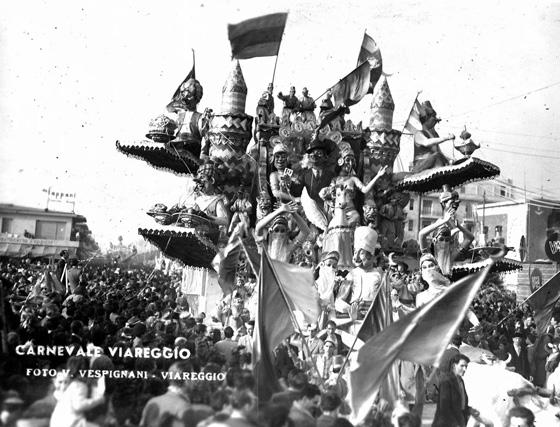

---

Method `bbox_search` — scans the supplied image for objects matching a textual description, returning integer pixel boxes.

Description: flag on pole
[525,271,560,335]
[357,32,382,68]
[331,61,371,109]
[348,266,491,424]
[403,98,423,134]
[357,32,383,94]
[228,13,288,60]
[253,248,321,400]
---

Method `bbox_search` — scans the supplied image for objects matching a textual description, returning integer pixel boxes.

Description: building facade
[477,199,560,263]
[0,204,87,258]
[403,180,507,243]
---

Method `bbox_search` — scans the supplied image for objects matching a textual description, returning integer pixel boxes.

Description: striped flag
[228,13,288,59]
[348,266,491,424]
[404,98,423,134]
[357,32,383,93]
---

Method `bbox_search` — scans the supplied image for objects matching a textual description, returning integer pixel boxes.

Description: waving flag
[253,248,321,400]
[357,32,383,93]
[525,271,560,335]
[348,266,491,424]
[331,61,371,108]
[228,13,288,59]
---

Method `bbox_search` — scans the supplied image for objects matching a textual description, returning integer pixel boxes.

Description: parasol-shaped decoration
[116,140,200,175]
[395,156,500,193]
[138,226,217,268]
[451,246,523,282]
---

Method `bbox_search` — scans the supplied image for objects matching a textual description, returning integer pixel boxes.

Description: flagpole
[264,249,325,387]
[271,13,287,87]
[191,48,196,79]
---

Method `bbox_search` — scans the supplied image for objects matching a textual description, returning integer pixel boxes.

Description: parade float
[115,10,523,408]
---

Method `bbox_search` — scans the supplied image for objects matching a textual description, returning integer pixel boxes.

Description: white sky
[1,0,559,248]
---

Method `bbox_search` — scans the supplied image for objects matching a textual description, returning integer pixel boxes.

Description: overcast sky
[1,0,559,248]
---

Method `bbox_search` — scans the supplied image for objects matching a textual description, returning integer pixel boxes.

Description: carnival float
[115,11,523,396]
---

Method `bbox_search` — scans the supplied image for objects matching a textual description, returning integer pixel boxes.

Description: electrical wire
[481,146,560,161]
[446,80,560,119]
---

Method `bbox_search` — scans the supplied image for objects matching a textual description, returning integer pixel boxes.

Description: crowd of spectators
[0,256,550,427]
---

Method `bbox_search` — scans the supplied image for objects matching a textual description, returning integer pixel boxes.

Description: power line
[481,146,560,161]
[446,80,560,119]
[483,140,560,155]
[443,124,558,142]
[490,179,559,201]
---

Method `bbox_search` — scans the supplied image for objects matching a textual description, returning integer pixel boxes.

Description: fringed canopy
[138,226,217,268]
[116,140,200,176]
[396,157,500,193]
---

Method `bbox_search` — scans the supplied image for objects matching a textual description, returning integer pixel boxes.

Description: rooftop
[0,203,85,220]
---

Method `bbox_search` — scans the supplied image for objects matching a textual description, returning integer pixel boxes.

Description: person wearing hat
[256,82,275,124]
[319,142,388,226]
[418,185,474,277]
[298,138,336,210]
[297,87,317,123]
[508,331,530,379]
[411,100,454,173]
[277,86,299,125]
[346,227,383,317]
[270,143,299,203]
[255,202,310,263]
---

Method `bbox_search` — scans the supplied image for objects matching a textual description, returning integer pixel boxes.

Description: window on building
[421,199,433,215]
[408,220,414,231]
[1,218,13,233]
[500,185,506,197]
[35,221,67,240]
[460,186,466,193]
[409,199,414,210]
[465,203,473,218]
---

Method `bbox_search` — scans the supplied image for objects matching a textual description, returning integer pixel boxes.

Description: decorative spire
[221,60,248,114]
[369,75,394,131]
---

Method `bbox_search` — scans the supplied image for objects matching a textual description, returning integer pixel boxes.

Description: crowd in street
[0,256,551,427]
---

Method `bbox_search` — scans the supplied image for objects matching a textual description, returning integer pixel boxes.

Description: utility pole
[481,190,486,245]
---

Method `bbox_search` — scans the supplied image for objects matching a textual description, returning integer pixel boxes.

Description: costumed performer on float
[335,226,383,321]
[418,186,474,277]
[319,142,388,226]
[412,101,455,173]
